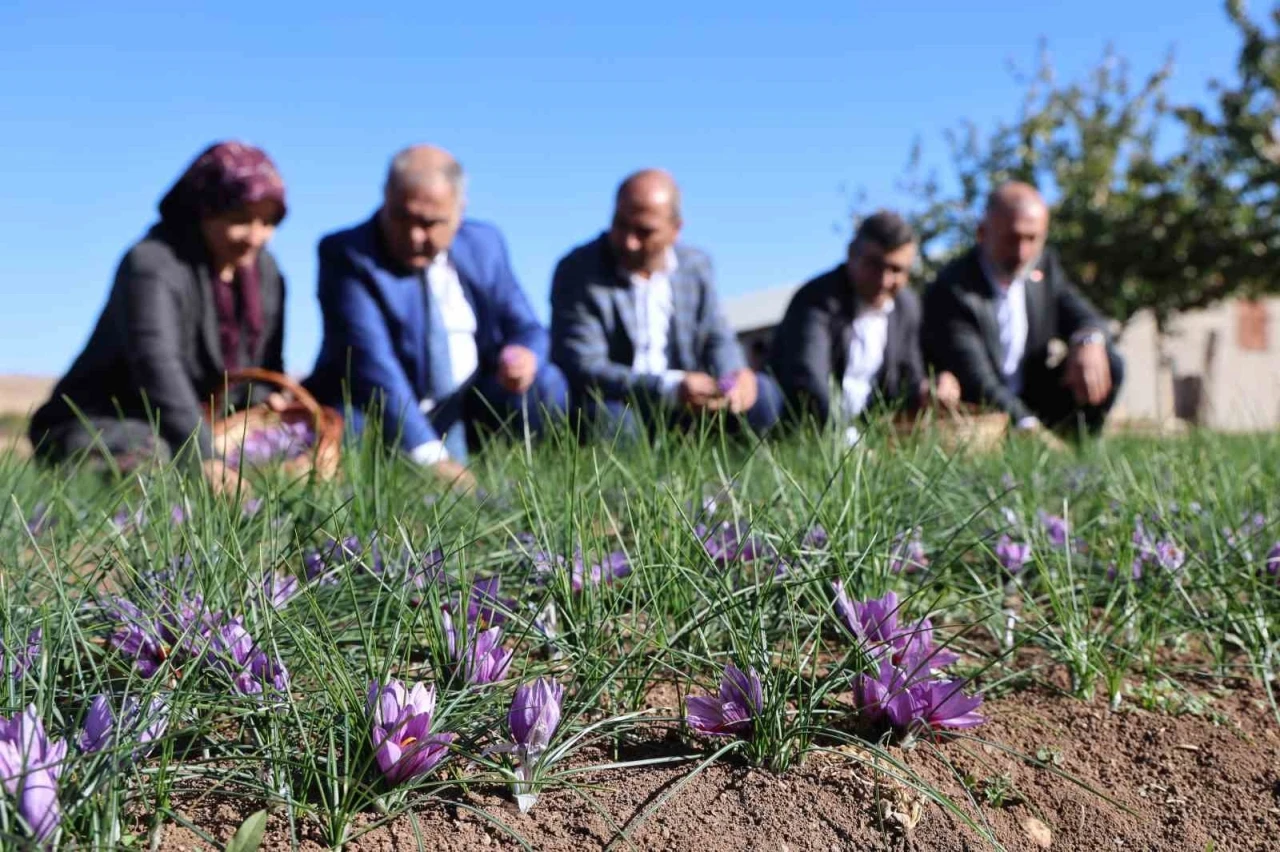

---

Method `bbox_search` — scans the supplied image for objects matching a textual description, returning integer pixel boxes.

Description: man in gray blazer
[550,169,781,438]
[770,210,959,443]
[922,182,1124,436]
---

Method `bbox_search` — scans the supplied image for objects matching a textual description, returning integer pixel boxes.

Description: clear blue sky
[0,0,1241,376]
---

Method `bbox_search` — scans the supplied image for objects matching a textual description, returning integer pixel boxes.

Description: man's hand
[723,369,758,414]
[203,458,254,501]
[430,458,477,494]
[497,345,538,394]
[264,392,290,413]
[918,371,962,409]
[678,372,726,411]
[1063,341,1112,407]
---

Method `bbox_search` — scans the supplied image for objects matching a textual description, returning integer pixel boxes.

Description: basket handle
[217,368,325,424]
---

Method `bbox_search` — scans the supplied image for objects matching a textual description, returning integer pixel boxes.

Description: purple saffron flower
[105,596,204,678]
[853,659,917,728]
[1154,539,1186,572]
[205,616,290,695]
[169,504,187,525]
[1,628,42,680]
[717,373,737,395]
[802,525,829,549]
[263,570,300,610]
[0,705,66,844]
[508,678,563,754]
[571,550,632,592]
[1264,542,1280,583]
[1037,511,1068,547]
[78,695,168,757]
[110,506,146,533]
[832,584,900,650]
[893,618,960,674]
[905,679,985,731]
[889,528,928,574]
[995,536,1031,574]
[441,609,512,686]
[698,522,770,566]
[79,696,113,754]
[464,577,513,628]
[367,679,455,786]
[495,677,565,813]
[242,497,264,517]
[685,663,764,737]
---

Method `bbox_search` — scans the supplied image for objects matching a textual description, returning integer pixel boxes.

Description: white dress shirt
[627,248,685,399]
[409,251,479,465]
[980,252,1035,428]
[840,301,893,446]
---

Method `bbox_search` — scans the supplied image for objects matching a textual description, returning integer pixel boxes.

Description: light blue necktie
[422,269,468,460]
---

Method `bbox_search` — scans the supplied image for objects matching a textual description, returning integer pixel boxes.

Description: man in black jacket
[922,182,1124,436]
[770,210,959,443]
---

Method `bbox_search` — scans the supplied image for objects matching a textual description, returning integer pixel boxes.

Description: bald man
[922,182,1124,436]
[305,146,568,484]
[550,170,782,438]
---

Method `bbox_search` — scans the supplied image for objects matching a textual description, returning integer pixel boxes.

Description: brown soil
[153,675,1280,851]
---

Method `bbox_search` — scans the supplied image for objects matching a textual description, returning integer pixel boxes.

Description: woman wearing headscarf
[29,141,289,493]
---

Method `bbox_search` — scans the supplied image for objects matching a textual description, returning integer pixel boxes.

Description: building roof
[722,283,800,333]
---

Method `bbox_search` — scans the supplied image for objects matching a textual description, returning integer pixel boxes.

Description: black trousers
[30,416,171,472]
[1019,346,1125,436]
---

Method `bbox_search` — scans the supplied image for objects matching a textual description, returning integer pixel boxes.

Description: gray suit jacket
[30,222,285,461]
[550,234,745,402]
[921,246,1106,421]
[769,264,925,424]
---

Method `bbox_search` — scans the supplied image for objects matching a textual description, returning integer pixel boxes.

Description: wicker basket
[888,403,1009,455]
[209,368,343,480]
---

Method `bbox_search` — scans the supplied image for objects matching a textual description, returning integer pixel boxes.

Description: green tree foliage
[878,3,1280,331]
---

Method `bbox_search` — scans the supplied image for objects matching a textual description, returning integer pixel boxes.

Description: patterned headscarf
[158,140,287,225]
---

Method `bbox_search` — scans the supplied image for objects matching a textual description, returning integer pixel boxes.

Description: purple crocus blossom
[225,420,315,468]
[854,661,984,732]
[904,679,986,730]
[0,705,66,844]
[205,616,289,695]
[1,628,42,680]
[889,528,928,574]
[685,663,764,737]
[698,522,770,567]
[441,609,512,686]
[832,584,900,649]
[802,525,829,549]
[571,550,632,592]
[1154,539,1186,572]
[263,570,300,610]
[464,577,514,628]
[498,677,565,812]
[892,617,960,674]
[79,694,168,756]
[1037,511,1068,547]
[995,536,1031,574]
[509,678,563,753]
[717,373,737,395]
[1264,542,1280,583]
[106,595,209,678]
[367,679,455,786]
[169,504,187,525]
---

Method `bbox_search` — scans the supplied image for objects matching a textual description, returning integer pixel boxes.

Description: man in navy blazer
[550,169,781,438]
[306,145,567,485]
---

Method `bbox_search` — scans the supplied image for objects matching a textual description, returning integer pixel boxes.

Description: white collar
[856,297,895,319]
[625,247,678,282]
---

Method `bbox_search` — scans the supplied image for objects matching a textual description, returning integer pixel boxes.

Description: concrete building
[723,286,1280,432]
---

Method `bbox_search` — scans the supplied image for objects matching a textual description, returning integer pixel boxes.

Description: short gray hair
[384,148,466,196]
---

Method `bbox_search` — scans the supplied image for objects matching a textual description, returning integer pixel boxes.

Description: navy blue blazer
[305,215,547,451]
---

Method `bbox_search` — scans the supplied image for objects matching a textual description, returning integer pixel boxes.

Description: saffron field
[2,425,1278,849]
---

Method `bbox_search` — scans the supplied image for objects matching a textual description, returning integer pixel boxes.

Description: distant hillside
[0,375,53,417]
